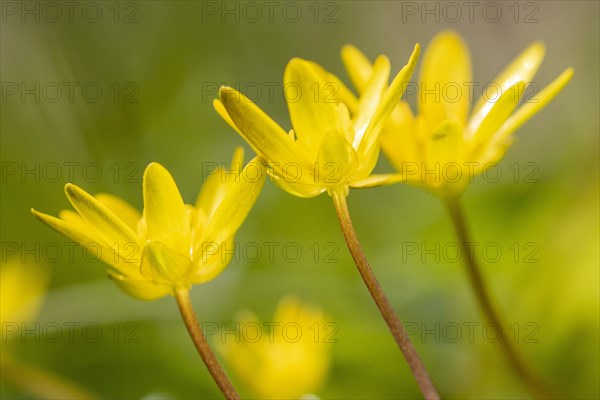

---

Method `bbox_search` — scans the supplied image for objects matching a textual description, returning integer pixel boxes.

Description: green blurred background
[1,1,598,398]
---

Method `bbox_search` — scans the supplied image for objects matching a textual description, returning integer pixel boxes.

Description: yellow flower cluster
[30,30,572,398]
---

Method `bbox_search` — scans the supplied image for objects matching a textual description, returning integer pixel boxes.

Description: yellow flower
[214,45,420,198]
[1,258,49,333]
[217,297,331,399]
[32,148,265,301]
[342,30,574,197]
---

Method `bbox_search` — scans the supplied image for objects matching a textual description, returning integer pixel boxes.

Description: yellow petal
[219,86,305,168]
[350,173,406,188]
[316,125,358,191]
[32,208,99,247]
[426,120,464,166]
[64,184,139,246]
[494,68,574,142]
[142,163,188,253]
[203,156,266,245]
[191,237,234,284]
[58,209,89,232]
[469,41,545,137]
[270,173,326,198]
[419,31,472,128]
[425,120,468,197]
[140,240,192,284]
[95,193,141,233]
[359,43,420,159]
[194,167,224,234]
[306,58,359,114]
[32,209,138,276]
[108,271,172,301]
[351,141,379,183]
[353,55,391,149]
[284,58,344,153]
[214,98,245,137]
[196,147,244,220]
[341,45,374,94]
[469,81,526,152]
[379,102,418,168]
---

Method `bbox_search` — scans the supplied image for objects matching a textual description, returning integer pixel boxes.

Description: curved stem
[332,190,440,400]
[173,287,240,400]
[445,196,551,398]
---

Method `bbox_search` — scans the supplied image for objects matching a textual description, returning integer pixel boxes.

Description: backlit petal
[219,86,304,167]
[58,209,89,232]
[307,58,359,114]
[419,31,471,128]
[108,271,172,301]
[350,173,407,188]
[270,173,326,198]
[494,68,574,142]
[359,44,420,159]
[469,81,526,154]
[426,120,464,164]
[214,98,244,136]
[64,184,139,246]
[142,163,188,253]
[32,209,138,276]
[285,58,344,153]
[316,125,358,189]
[203,156,266,245]
[425,120,467,197]
[196,147,244,221]
[341,45,374,94]
[469,42,545,137]
[191,238,234,284]
[95,193,141,233]
[353,55,390,149]
[140,240,193,284]
[380,102,418,167]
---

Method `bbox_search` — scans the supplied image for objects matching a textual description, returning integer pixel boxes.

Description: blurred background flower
[1,259,96,399]
[1,1,598,398]
[218,296,331,399]
[1,258,49,330]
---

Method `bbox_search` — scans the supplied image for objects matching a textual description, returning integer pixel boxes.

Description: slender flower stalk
[342,31,572,396]
[332,189,440,400]
[174,287,240,400]
[215,45,442,398]
[445,197,552,398]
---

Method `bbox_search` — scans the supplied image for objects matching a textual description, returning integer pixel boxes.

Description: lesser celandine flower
[343,30,574,198]
[342,31,573,397]
[32,148,265,400]
[32,148,264,300]
[215,45,420,198]
[218,297,331,399]
[215,48,440,399]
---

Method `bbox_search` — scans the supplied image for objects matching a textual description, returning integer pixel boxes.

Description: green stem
[173,287,240,400]
[445,196,551,398]
[332,190,440,400]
